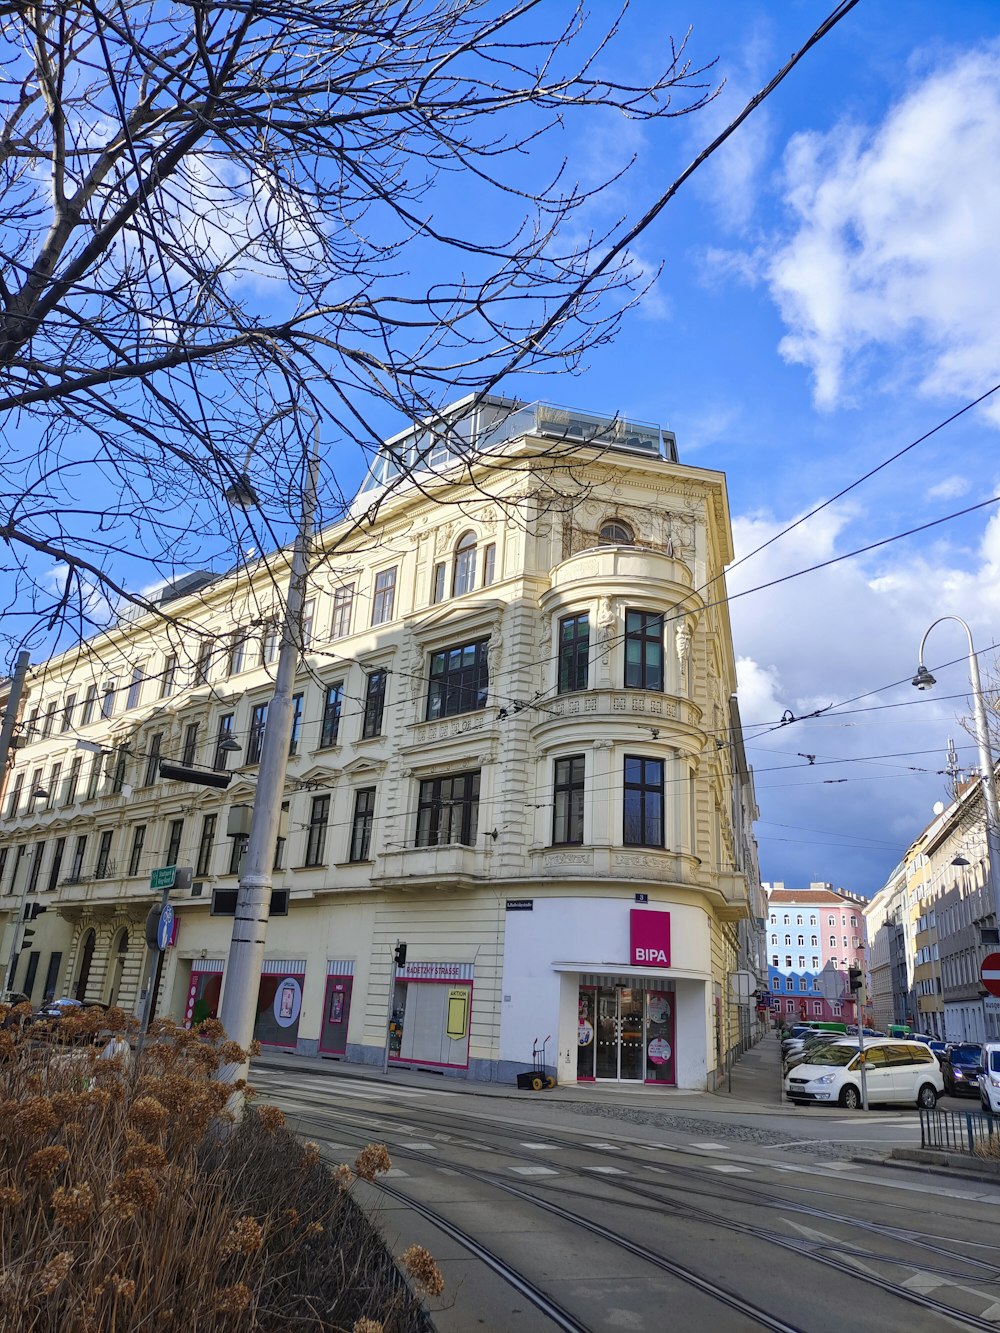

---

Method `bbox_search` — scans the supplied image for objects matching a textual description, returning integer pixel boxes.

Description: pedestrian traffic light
[848,965,863,993]
[393,942,407,968]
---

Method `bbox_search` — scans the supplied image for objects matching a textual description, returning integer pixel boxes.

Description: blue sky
[9,2,1000,899]
[490,0,1000,897]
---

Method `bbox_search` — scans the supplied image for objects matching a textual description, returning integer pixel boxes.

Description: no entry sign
[980,952,1000,998]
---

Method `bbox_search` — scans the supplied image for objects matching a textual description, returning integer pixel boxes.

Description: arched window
[108,928,129,1007]
[599,519,633,546]
[74,929,96,1003]
[452,531,477,597]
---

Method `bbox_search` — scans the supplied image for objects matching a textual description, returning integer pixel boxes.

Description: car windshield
[806,1045,857,1067]
[951,1046,981,1063]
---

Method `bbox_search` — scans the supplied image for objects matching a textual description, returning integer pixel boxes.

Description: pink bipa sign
[630,909,670,968]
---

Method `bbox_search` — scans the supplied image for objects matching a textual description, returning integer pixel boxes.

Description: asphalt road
[254,1063,1000,1332]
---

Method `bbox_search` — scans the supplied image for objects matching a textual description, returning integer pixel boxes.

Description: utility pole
[217,407,320,1092]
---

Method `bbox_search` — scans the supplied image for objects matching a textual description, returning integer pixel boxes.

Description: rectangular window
[181,722,199,767]
[289,693,304,757]
[274,802,288,871]
[625,611,664,690]
[196,814,216,878]
[558,614,589,693]
[482,543,497,587]
[5,773,23,818]
[261,622,279,666]
[349,787,376,862]
[426,638,489,720]
[46,763,61,809]
[305,795,330,867]
[81,685,98,725]
[432,562,447,604]
[213,714,235,771]
[128,825,146,877]
[229,834,248,877]
[85,754,102,800]
[371,567,397,625]
[143,733,163,787]
[41,702,57,738]
[46,838,65,892]
[301,599,315,650]
[63,757,82,805]
[195,640,212,684]
[416,770,480,847]
[27,841,45,894]
[70,836,87,882]
[165,818,184,867]
[110,746,128,794]
[126,665,144,710]
[362,671,387,739]
[623,755,664,848]
[160,654,178,698]
[95,830,113,879]
[248,701,269,764]
[552,755,585,845]
[60,694,76,733]
[100,682,116,719]
[320,683,343,748]
[331,583,354,639]
[227,632,247,677]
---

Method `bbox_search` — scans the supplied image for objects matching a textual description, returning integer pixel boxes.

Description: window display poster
[644,990,675,1084]
[254,971,306,1048]
[577,987,596,1079]
[185,968,222,1029]
[320,977,352,1055]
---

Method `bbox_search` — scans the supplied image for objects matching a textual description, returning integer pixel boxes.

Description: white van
[784,1037,943,1110]
[978,1042,1000,1115]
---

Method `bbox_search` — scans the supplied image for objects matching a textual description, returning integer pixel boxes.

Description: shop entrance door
[594,986,645,1082]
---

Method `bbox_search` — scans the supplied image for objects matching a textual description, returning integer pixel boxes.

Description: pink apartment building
[766,883,868,1023]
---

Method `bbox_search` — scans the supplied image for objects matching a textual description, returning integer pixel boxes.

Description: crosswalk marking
[706,1164,752,1174]
[585,1165,627,1175]
[510,1165,559,1176]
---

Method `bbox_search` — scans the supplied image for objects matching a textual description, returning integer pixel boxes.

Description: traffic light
[19,926,35,952]
[393,942,407,968]
[848,966,863,993]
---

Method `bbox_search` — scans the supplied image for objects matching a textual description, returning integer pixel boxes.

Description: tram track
[267,1077,1000,1329]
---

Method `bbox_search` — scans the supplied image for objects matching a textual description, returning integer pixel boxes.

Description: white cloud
[925,474,970,501]
[766,45,1000,418]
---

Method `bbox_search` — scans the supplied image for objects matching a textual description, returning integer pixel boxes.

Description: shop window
[331,583,354,638]
[362,670,387,739]
[304,795,330,867]
[349,787,376,862]
[371,567,397,625]
[254,967,306,1049]
[416,770,480,847]
[320,683,343,747]
[624,610,663,690]
[599,519,633,545]
[426,638,489,720]
[558,613,589,693]
[623,755,664,848]
[552,755,585,845]
[452,530,477,597]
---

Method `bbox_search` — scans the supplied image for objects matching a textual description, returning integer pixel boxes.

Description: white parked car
[978,1042,1000,1115]
[784,1037,943,1110]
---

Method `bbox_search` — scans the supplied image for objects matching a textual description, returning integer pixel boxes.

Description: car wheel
[839,1085,860,1110]
[982,1096,995,1117]
[917,1083,938,1110]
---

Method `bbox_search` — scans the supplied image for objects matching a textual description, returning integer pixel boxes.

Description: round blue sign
[157,903,175,950]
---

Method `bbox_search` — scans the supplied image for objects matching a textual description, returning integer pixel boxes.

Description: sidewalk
[253,1032,789,1118]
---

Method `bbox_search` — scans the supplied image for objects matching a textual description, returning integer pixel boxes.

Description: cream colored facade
[0,397,762,1088]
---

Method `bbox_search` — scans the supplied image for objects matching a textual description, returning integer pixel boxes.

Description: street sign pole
[136,867,185,1054]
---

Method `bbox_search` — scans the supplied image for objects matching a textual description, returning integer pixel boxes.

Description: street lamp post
[217,405,320,1088]
[914,615,1000,1039]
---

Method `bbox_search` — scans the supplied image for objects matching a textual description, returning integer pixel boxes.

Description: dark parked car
[942,1043,983,1097]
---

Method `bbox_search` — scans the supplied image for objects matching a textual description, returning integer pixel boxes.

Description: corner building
[0,397,763,1088]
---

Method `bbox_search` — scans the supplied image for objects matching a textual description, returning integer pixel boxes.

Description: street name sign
[980,952,1000,998]
[150,866,176,891]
